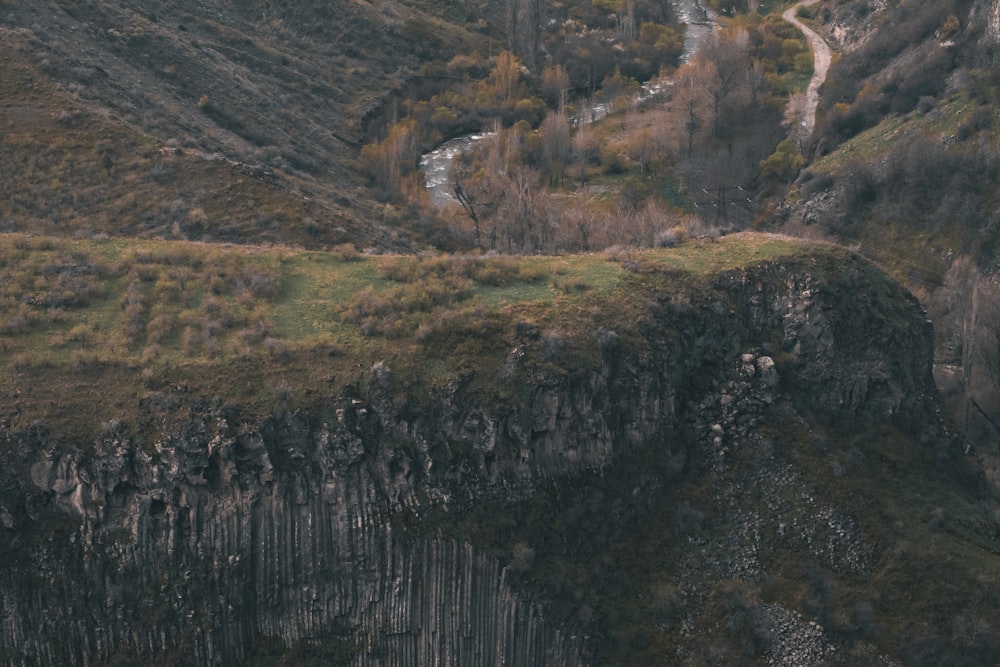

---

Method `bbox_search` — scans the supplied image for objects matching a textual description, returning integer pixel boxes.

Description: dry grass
[0,232,816,438]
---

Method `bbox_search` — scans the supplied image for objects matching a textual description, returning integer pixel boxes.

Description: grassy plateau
[0,232,806,440]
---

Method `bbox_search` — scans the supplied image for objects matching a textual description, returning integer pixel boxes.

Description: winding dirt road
[783,0,832,137]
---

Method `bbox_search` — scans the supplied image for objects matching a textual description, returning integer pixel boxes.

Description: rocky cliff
[0,248,973,666]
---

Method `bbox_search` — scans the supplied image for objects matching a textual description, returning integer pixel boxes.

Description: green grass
[0,232,820,437]
[808,114,911,174]
[631,232,806,275]
[269,250,384,344]
[811,89,997,177]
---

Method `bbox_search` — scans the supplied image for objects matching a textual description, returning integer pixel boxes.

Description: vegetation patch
[0,232,817,438]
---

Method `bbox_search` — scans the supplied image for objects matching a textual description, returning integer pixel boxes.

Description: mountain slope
[0,0,484,249]
[765,0,1000,468]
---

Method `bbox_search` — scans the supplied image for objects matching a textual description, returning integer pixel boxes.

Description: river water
[419,0,716,207]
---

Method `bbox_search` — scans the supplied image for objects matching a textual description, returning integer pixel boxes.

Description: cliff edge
[1,237,996,665]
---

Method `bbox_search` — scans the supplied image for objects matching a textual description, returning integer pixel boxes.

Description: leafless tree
[449,156,498,249]
[506,0,541,69]
[672,58,717,157]
[697,31,757,142]
[539,111,571,185]
[541,64,571,109]
[560,198,601,251]
[491,50,522,104]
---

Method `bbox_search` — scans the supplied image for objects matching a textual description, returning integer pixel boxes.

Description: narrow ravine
[782,0,832,138]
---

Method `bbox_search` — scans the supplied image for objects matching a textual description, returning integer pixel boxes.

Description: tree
[449,123,537,252]
[496,164,542,253]
[359,119,419,198]
[561,198,601,251]
[449,154,497,249]
[491,50,522,105]
[599,68,639,114]
[759,138,805,182]
[541,64,571,109]
[571,122,598,187]
[672,58,717,157]
[697,31,753,141]
[538,111,571,185]
[506,0,541,69]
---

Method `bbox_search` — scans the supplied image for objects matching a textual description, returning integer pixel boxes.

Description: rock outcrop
[0,252,939,665]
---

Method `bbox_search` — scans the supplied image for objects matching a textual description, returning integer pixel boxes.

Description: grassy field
[0,232,814,438]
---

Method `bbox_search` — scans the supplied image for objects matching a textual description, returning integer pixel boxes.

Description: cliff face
[0,253,940,665]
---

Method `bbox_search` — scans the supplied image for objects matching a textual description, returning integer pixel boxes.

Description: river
[419,0,716,207]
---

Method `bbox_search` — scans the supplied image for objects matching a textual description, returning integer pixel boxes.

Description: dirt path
[783,0,832,138]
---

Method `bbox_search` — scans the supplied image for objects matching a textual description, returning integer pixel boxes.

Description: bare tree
[497,164,543,253]
[696,31,753,141]
[571,121,598,187]
[491,50,522,104]
[672,58,717,157]
[359,119,419,197]
[505,0,541,69]
[561,198,601,251]
[449,156,497,249]
[539,111,571,185]
[541,64,571,109]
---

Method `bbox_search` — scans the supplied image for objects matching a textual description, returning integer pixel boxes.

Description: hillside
[3,234,1000,665]
[0,0,489,249]
[762,0,1000,474]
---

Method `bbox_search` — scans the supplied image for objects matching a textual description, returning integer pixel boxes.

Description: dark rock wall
[0,254,936,666]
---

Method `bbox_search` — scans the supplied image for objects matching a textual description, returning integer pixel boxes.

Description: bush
[601,148,626,175]
[655,225,688,248]
[330,243,359,261]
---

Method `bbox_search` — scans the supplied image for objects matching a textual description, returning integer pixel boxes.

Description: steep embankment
[1,235,997,665]
[771,0,1000,470]
[0,0,483,249]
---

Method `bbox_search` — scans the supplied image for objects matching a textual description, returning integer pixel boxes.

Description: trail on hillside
[783,0,832,138]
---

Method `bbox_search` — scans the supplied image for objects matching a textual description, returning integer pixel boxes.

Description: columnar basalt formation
[0,253,938,665]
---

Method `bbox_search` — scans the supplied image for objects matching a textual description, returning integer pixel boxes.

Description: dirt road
[783,0,832,138]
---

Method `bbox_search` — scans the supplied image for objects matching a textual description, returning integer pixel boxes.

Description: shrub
[235,267,279,299]
[331,243,359,261]
[601,148,626,175]
[146,313,175,345]
[465,257,521,286]
[655,226,688,248]
[67,323,95,346]
[2,306,35,335]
